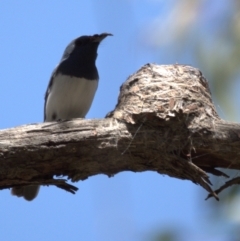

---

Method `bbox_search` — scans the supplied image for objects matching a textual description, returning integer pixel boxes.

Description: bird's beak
[93,33,113,42]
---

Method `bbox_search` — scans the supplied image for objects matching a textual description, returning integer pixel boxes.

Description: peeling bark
[1,64,240,200]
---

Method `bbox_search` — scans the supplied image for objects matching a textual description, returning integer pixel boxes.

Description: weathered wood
[1,64,240,200]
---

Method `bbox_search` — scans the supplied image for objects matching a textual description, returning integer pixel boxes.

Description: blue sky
[0,1,232,241]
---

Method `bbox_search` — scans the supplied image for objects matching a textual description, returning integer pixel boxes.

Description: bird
[11,33,112,201]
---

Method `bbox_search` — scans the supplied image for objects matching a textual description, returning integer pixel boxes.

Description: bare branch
[1,64,240,200]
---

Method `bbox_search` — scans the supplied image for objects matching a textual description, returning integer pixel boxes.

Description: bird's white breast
[45,74,98,121]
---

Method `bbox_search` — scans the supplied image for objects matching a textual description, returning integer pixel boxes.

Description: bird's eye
[75,39,83,46]
[75,36,91,46]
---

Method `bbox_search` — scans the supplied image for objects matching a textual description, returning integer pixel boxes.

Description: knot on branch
[110,64,219,131]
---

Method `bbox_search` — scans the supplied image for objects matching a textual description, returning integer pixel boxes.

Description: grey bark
[1,64,240,200]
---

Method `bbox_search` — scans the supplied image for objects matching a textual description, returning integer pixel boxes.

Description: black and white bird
[11,33,112,201]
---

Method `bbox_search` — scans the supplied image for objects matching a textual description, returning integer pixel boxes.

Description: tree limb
[1,64,240,200]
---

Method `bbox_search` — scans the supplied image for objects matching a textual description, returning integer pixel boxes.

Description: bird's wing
[44,66,58,121]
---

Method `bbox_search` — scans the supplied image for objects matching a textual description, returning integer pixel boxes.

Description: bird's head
[61,33,113,62]
[57,33,112,79]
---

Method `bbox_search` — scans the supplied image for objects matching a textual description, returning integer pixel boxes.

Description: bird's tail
[11,185,40,201]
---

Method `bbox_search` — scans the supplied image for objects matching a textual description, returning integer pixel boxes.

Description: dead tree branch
[1,64,240,200]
